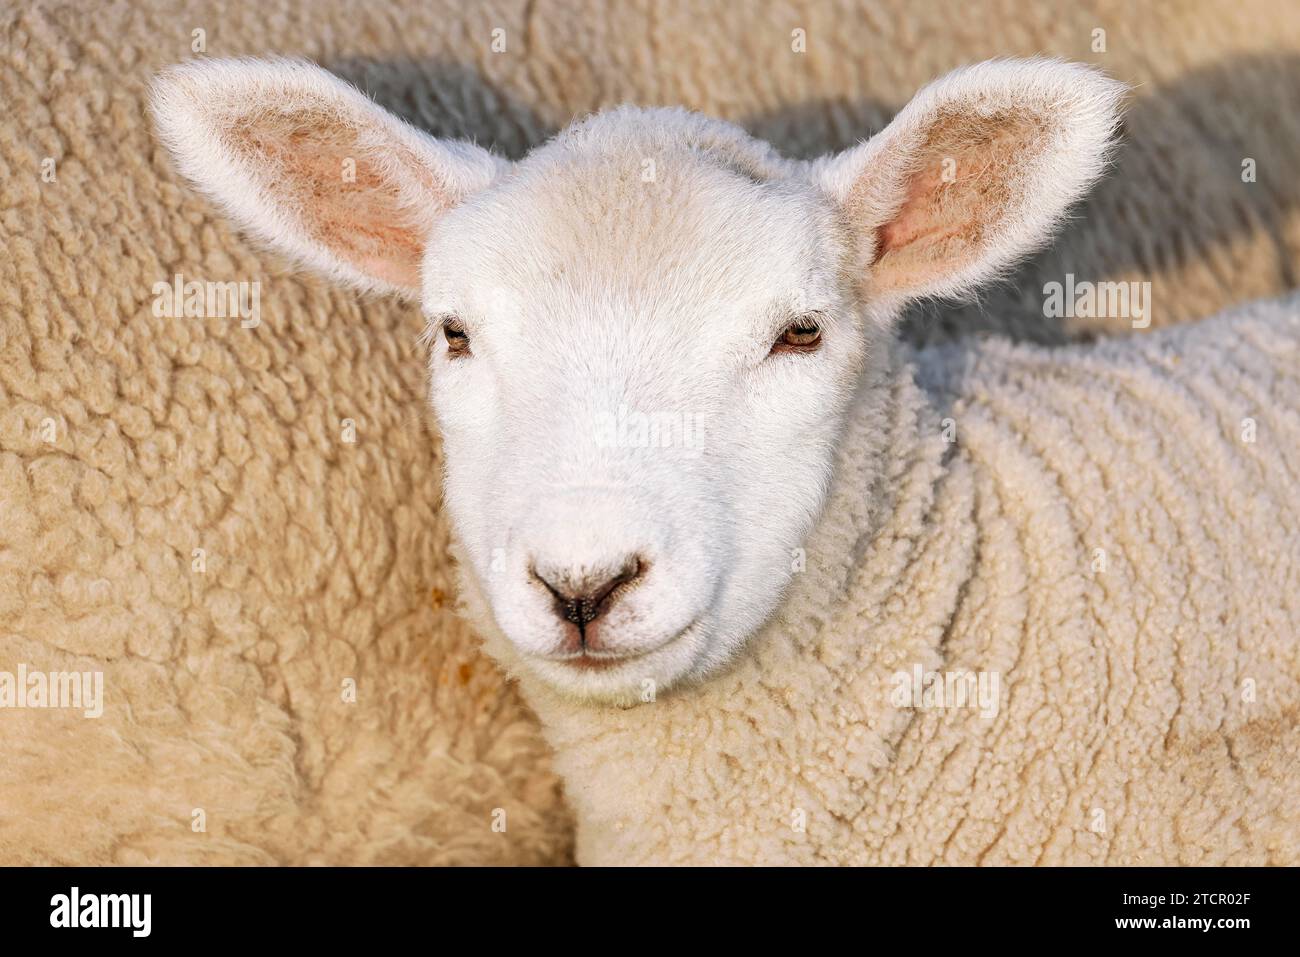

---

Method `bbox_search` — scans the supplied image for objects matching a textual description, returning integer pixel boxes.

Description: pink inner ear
[874,170,970,263]
[864,108,1046,295]
[235,115,433,290]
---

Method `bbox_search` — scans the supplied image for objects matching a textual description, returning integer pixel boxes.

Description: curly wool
[474,296,1300,865]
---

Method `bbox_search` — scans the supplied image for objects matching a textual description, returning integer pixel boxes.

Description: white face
[423,142,871,702]
[154,57,1122,705]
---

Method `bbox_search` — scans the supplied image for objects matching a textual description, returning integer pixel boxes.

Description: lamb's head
[153,57,1123,703]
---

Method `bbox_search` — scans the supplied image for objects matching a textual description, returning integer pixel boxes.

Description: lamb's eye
[442,316,470,357]
[772,317,823,355]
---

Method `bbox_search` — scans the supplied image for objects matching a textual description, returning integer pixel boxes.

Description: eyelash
[770,314,824,355]
[441,316,470,357]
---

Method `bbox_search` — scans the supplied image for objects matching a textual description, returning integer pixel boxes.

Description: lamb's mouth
[554,654,633,672]
[539,621,697,674]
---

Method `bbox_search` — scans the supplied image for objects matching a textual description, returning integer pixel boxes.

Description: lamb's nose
[531,556,645,627]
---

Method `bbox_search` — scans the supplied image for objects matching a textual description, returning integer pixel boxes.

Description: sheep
[9,1,1300,869]
[149,55,1300,865]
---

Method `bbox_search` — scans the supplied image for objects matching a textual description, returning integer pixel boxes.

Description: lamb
[149,54,1300,865]
[502,297,1300,865]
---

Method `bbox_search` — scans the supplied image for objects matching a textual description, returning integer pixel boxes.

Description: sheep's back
[897,297,1300,864]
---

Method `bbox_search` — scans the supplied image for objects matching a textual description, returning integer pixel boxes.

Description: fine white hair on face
[152,57,1126,704]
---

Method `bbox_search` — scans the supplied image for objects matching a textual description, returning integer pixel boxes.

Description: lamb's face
[422,119,871,700]
[153,57,1123,704]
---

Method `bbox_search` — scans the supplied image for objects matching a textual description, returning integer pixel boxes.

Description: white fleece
[464,295,1300,865]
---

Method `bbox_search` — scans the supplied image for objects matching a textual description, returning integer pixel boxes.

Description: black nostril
[531,557,644,628]
[561,597,599,627]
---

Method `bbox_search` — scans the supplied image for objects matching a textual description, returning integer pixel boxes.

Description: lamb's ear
[813,59,1125,307]
[150,58,504,298]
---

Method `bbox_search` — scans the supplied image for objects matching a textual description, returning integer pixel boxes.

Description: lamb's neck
[480,344,978,864]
